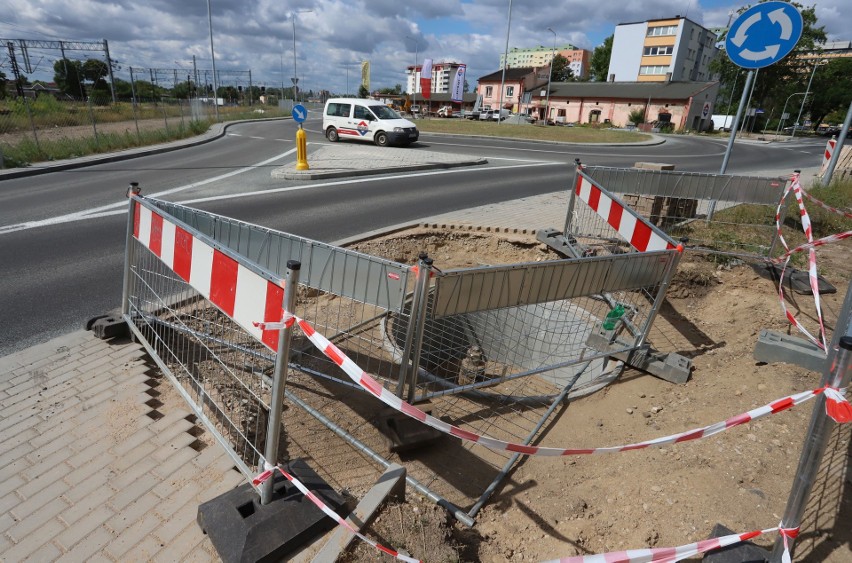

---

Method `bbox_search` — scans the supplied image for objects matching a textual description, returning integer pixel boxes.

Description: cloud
[1,0,847,94]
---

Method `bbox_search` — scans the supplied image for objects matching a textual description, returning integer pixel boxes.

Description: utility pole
[103,39,117,103]
[206,0,220,120]
[6,42,24,98]
[192,55,199,97]
[497,0,514,126]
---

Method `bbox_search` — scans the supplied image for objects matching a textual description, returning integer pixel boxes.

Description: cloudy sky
[0,0,847,94]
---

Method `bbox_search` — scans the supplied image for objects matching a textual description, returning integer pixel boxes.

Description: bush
[627,108,645,125]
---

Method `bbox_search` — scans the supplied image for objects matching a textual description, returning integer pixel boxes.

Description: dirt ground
[336,229,852,562]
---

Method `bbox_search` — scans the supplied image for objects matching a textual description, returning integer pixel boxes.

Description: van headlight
[393,127,404,133]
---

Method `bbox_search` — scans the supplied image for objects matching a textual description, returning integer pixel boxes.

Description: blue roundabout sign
[725,1,803,69]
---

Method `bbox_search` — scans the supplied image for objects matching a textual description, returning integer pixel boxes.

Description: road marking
[228,133,243,137]
[419,138,727,158]
[0,148,297,236]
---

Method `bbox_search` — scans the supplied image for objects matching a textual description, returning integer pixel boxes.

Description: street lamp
[792,59,828,138]
[205,0,219,121]
[776,92,808,136]
[497,0,513,126]
[290,9,313,103]
[406,35,420,116]
[544,27,557,125]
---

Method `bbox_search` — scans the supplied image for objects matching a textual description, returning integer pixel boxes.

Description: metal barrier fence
[122,184,680,523]
[574,165,791,259]
[0,96,291,168]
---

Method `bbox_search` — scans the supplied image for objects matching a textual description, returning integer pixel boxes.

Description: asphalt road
[0,119,826,356]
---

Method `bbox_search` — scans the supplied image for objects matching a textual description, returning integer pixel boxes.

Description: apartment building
[500,45,590,79]
[405,61,465,94]
[607,16,719,82]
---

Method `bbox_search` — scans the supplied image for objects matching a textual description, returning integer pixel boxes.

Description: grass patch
[415,118,653,143]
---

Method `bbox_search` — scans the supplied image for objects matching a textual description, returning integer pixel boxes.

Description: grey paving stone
[3,517,66,561]
[57,524,116,562]
[56,504,115,551]
[104,512,161,560]
[5,496,68,543]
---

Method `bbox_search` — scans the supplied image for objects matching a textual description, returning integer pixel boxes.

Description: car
[323,97,419,147]
[479,109,495,120]
[466,110,481,120]
[782,124,808,134]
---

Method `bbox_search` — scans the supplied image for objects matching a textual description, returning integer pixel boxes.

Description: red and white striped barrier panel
[574,173,680,253]
[820,137,836,174]
[545,524,799,563]
[253,464,420,563]
[132,199,286,351]
[254,313,852,456]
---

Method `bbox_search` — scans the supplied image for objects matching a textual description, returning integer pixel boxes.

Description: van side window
[354,105,374,120]
[326,103,351,117]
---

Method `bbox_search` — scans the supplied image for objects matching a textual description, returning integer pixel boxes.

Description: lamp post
[544,27,556,125]
[290,9,312,103]
[497,0,513,126]
[406,35,419,116]
[205,0,219,121]
[792,59,827,138]
[776,92,808,136]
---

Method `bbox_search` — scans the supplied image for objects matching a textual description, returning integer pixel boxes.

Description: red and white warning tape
[252,463,420,563]
[545,523,799,563]
[773,174,827,351]
[254,313,852,457]
[801,188,852,219]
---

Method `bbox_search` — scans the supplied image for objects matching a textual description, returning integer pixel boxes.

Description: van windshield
[371,105,401,120]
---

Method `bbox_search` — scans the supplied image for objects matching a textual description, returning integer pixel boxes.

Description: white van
[323,98,419,147]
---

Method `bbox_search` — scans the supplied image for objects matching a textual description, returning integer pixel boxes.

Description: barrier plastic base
[197,458,344,563]
[376,406,443,453]
[702,524,769,562]
[86,312,129,340]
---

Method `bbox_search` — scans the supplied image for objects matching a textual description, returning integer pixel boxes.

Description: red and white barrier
[254,313,852,456]
[132,200,285,351]
[545,524,799,563]
[574,174,679,253]
[820,137,836,175]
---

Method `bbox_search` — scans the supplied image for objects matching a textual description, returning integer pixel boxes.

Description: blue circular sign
[725,1,803,69]
[292,104,307,123]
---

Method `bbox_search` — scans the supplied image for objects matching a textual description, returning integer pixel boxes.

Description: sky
[0,0,848,96]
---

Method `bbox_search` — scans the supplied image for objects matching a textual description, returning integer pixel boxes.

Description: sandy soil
[338,229,852,562]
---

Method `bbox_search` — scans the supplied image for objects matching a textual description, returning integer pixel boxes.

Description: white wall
[607,23,647,81]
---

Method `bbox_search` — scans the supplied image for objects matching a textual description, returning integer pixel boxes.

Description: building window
[643,45,673,56]
[647,25,677,37]
[506,86,514,97]
[485,86,493,97]
[639,65,668,75]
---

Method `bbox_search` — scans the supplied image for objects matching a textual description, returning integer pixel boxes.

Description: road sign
[725,1,803,69]
[702,102,712,119]
[291,77,299,85]
[292,104,307,123]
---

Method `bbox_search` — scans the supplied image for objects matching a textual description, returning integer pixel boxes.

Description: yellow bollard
[296,125,309,171]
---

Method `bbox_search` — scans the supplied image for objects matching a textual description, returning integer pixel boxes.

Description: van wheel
[326,127,339,142]
[374,131,389,147]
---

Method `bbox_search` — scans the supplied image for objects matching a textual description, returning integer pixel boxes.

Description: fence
[0,95,292,168]
[122,179,680,524]
[573,165,791,260]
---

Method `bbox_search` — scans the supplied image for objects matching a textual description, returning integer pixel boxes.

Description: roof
[533,81,718,100]
[477,67,536,82]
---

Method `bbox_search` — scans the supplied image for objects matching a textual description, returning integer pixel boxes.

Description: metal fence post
[121,183,142,316]
[406,254,433,403]
[87,97,99,146]
[635,247,683,350]
[395,252,430,398]
[564,160,581,236]
[23,97,41,155]
[260,260,301,505]
[769,278,852,561]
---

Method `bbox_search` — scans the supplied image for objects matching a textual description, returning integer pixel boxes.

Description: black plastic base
[197,459,344,563]
[86,313,130,340]
[702,524,770,563]
[376,407,443,453]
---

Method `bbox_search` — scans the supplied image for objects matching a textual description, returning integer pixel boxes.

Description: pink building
[525,80,720,131]
[475,67,546,111]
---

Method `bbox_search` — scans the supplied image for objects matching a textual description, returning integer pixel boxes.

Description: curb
[415,129,668,147]
[274,157,487,180]
[0,116,292,181]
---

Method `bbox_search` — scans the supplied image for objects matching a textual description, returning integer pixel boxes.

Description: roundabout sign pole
[719,1,803,174]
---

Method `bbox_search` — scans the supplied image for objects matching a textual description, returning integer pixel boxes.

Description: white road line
[228,133,243,137]
[0,161,561,233]
[419,138,726,158]
[0,148,297,236]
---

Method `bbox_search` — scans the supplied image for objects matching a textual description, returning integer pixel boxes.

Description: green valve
[602,305,625,330]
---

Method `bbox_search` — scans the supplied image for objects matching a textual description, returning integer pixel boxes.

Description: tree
[550,54,575,82]
[54,58,86,98]
[358,84,370,98]
[807,57,852,129]
[589,35,613,81]
[0,70,7,99]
